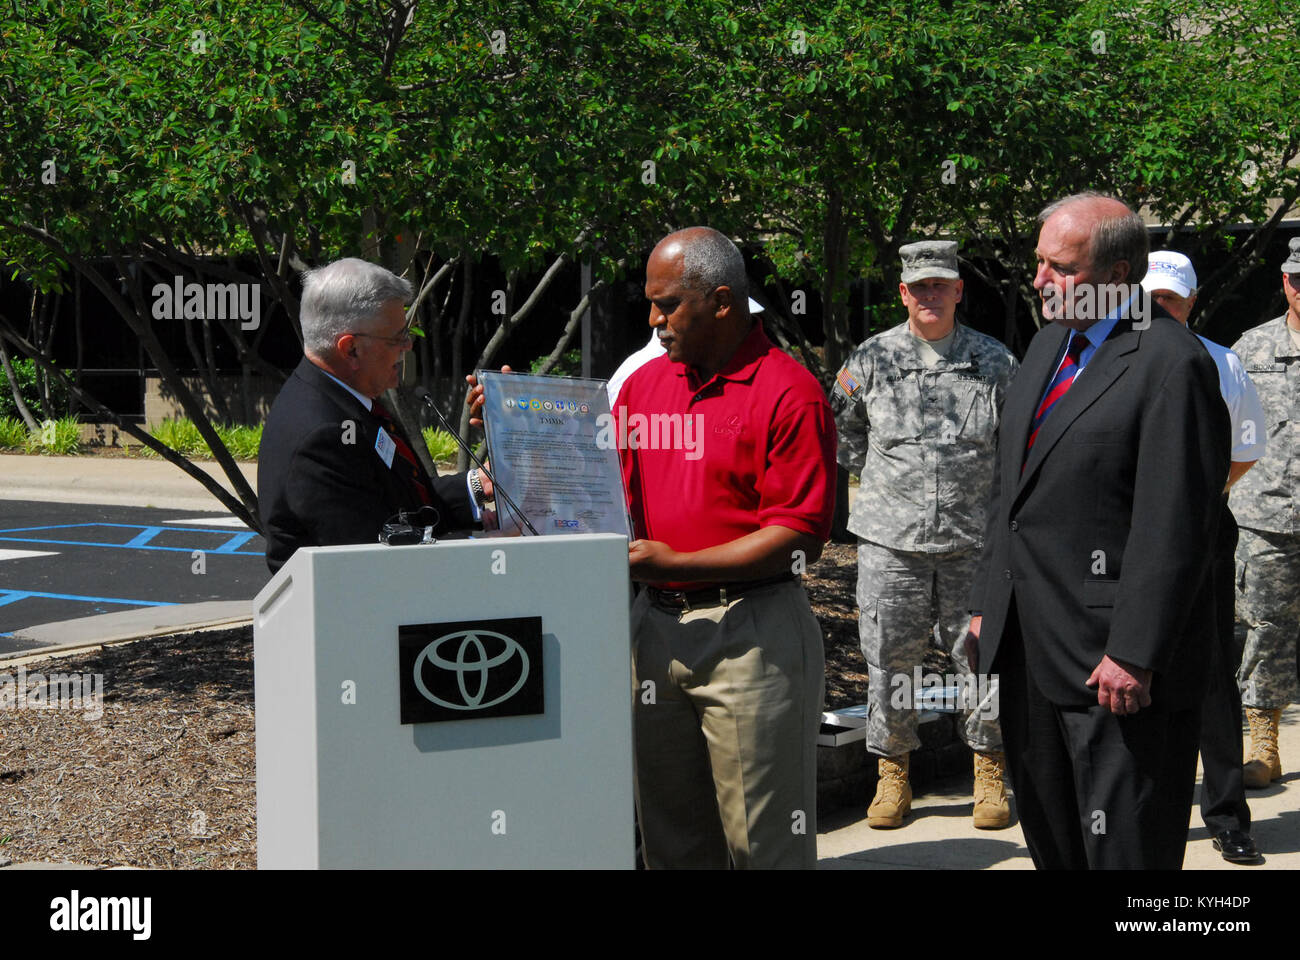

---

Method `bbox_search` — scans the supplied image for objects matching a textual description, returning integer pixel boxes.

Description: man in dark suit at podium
[967,193,1229,869]
[259,258,490,573]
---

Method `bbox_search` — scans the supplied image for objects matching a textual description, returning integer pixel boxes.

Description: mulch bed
[0,628,256,869]
[0,543,870,869]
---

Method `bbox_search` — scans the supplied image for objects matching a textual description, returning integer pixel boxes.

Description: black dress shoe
[1211,830,1261,864]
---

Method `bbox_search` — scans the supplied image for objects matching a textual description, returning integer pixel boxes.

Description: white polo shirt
[1197,335,1268,463]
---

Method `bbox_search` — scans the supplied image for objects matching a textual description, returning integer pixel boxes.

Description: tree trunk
[452,259,474,471]
[535,280,609,375]
[458,251,573,470]
[821,186,852,375]
[0,337,40,431]
[202,312,231,425]
[0,324,260,531]
[73,270,84,417]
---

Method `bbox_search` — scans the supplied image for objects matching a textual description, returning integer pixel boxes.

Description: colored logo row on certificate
[504,398,592,414]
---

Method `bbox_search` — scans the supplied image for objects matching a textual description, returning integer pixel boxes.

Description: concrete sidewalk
[818,704,1300,869]
[1,600,252,662]
[0,452,257,513]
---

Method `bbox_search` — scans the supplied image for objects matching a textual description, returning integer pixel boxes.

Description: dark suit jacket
[258,357,476,573]
[970,302,1229,709]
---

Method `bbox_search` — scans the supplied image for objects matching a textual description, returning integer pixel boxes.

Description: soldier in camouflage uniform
[831,241,1018,829]
[1228,237,1300,789]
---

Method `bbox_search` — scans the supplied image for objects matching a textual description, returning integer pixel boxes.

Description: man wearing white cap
[1142,249,1266,864]
[1227,236,1300,804]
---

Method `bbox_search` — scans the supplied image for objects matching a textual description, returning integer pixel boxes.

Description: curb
[0,601,252,666]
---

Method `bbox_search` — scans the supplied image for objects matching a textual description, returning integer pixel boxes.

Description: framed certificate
[478,371,631,538]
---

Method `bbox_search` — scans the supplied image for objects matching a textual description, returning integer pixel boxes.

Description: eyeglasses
[1287,273,1300,288]
[354,321,415,346]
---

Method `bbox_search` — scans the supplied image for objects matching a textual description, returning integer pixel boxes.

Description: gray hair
[1038,191,1149,283]
[299,258,412,356]
[677,227,749,301]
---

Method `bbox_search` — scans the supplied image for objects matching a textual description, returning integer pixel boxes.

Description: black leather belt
[645,575,796,611]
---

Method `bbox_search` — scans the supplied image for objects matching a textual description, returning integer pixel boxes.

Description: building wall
[143,374,279,428]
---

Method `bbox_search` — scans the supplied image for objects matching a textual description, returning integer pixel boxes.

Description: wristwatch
[469,468,487,505]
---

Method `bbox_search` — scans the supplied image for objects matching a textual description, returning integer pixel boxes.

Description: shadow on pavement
[820,836,1026,870]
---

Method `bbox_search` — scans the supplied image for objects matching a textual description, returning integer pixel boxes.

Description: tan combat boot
[1242,707,1283,789]
[972,751,1012,829]
[867,754,911,828]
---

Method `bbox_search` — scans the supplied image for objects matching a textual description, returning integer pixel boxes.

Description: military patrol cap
[1282,237,1300,275]
[899,240,960,283]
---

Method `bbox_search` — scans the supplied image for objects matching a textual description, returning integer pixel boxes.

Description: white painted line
[0,549,59,561]
[162,516,248,527]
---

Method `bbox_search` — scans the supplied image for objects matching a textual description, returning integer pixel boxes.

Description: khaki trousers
[630,581,825,868]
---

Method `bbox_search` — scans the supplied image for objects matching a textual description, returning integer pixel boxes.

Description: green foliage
[142,418,261,460]
[0,416,80,454]
[1,0,1296,458]
[423,426,460,464]
[146,418,208,457]
[0,416,29,450]
[530,349,583,377]
[217,424,262,460]
[0,357,71,420]
[21,417,82,454]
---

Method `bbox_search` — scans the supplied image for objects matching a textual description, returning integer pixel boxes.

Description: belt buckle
[657,588,688,611]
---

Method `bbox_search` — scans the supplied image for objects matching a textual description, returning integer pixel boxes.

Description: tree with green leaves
[2,0,1295,521]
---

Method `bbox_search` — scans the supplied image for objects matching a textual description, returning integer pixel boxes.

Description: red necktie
[371,400,432,506]
[1025,333,1087,462]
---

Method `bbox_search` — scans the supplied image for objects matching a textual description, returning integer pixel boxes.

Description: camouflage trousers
[1236,527,1300,709]
[856,541,1001,757]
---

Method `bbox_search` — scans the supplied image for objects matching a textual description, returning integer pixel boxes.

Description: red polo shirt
[615,323,837,582]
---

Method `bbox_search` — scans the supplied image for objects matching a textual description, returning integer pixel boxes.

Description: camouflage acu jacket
[1230,314,1300,534]
[831,321,1018,552]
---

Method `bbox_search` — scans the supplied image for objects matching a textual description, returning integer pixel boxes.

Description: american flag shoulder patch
[836,368,861,397]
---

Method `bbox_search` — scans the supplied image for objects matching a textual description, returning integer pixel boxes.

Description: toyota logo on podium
[414,630,529,710]
[398,617,544,724]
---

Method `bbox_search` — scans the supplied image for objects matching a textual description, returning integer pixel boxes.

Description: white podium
[252,533,633,869]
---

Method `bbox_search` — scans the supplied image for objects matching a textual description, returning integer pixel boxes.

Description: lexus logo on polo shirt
[398,617,544,724]
[714,414,743,437]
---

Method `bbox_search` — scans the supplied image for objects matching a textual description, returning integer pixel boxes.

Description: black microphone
[412,386,540,536]
[380,505,441,545]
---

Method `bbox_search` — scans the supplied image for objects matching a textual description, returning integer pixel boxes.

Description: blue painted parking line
[122,526,166,548]
[213,531,258,554]
[0,589,175,608]
[0,522,261,557]
[0,524,111,533]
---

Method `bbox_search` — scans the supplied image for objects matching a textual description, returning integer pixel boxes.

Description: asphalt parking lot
[0,501,267,650]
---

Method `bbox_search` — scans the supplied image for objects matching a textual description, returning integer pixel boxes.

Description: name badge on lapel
[375,426,397,468]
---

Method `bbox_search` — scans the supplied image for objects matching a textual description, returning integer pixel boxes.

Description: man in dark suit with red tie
[967,193,1229,869]
[258,258,490,573]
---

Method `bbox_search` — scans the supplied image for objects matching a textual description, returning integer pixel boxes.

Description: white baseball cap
[1141,250,1197,299]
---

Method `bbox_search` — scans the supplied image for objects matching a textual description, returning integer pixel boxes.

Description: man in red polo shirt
[616,227,837,868]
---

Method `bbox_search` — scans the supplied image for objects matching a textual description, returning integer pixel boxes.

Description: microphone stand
[413,387,540,536]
